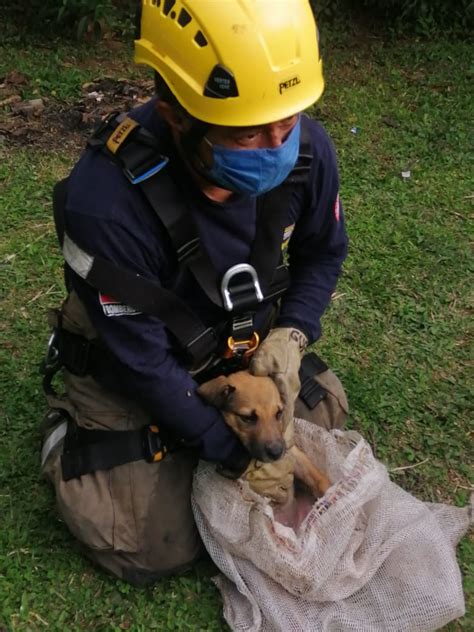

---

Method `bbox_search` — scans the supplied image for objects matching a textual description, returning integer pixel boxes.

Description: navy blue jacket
[64,98,348,465]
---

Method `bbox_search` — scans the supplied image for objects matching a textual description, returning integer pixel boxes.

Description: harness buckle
[221,264,264,312]
[143,425,167,463]
[124,156,169,185]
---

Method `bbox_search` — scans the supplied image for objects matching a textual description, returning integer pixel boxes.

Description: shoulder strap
[139,173,224,308]
[52,179,216,367]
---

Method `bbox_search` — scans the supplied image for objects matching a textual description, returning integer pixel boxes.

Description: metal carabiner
[224,332,260,359]
[43,330,60,371]
[220,263,264,312]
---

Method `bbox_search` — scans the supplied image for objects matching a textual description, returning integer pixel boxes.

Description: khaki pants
[41,293,348,585]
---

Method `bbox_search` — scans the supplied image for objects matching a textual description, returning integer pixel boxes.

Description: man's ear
[156,101,190,133]
[197,377,236,409]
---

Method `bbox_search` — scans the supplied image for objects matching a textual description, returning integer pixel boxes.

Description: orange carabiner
[224,332,260,359]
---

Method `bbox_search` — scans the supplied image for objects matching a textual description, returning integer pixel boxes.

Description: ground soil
[0,71,155,153]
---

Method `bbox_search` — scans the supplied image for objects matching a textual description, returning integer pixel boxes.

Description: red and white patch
[334,193,341,222]
[99,293,141,317]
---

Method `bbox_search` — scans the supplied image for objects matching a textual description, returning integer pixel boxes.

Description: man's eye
[234,130,260,144]
[240,413,258,425]
[276,409,283,420]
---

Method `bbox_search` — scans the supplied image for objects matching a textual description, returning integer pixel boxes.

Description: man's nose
[264,126,285,148]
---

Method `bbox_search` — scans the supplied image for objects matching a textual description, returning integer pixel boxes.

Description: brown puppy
[197,371,331,501]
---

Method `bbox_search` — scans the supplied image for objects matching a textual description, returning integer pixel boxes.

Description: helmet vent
[177,8,192,27]
[194,30,208,48]
[162,0,176,16]
[204,64,239,98]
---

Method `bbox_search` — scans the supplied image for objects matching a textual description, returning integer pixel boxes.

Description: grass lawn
[0,18,472,632]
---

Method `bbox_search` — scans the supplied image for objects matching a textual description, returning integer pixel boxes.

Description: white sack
[192,420,472,632]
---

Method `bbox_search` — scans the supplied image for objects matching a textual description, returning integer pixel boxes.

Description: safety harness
[42,113,328,480]
[53,113,313,369]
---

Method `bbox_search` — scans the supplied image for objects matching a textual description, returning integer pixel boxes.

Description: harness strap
[140,171,224,308]
[58,228,217,367]
[61,421,166,481]
[298,352,329,409]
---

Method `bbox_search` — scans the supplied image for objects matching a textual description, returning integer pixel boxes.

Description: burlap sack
[192,419,471,632]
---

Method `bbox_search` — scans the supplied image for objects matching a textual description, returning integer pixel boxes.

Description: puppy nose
[265,441,285,461]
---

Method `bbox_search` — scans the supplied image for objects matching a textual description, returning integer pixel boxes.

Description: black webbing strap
[56,326,120,379]
[53,177,217,366]
[298,352,329,409]
[61,422,166,481]
[250,187,292,296]
[140,172,224,308]
[140,170,200,264]
[80,245,216,365]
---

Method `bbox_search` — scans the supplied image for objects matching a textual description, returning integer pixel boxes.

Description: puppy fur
[197,371,331,501]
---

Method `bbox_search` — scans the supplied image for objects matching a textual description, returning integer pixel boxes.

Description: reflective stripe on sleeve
[63,232,94,279]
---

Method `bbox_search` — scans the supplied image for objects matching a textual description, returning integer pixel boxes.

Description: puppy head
[197,371,285,462]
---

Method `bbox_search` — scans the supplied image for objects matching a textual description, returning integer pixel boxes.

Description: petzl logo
[279,76,301,94]
[112,121,132,145]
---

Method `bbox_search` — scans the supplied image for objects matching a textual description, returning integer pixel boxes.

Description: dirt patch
[0,73,155,153]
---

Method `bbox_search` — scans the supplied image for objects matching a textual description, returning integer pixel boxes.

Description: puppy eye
[239,412,258,425]
[276,409,283,420]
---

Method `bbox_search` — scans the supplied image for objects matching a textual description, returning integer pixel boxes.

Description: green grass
[1,24,473,631]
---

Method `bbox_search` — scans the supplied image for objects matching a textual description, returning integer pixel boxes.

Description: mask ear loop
[180,120,230,188]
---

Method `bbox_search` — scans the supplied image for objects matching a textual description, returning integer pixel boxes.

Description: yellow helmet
[135,0,324,127]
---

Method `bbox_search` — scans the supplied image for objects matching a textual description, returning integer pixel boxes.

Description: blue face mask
[203,117,301,196]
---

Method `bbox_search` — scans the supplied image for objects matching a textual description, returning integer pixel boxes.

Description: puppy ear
[197,377,236,409]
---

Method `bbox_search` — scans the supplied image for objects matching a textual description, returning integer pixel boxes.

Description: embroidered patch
[334,193,341,222]
[281,224,295,250]
[99,293,141,317]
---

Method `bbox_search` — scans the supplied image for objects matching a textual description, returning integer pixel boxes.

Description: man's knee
[82,532,204,587]
[295,356,349,431]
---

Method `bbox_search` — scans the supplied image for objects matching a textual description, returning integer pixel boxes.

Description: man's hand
[250,327,308,428]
